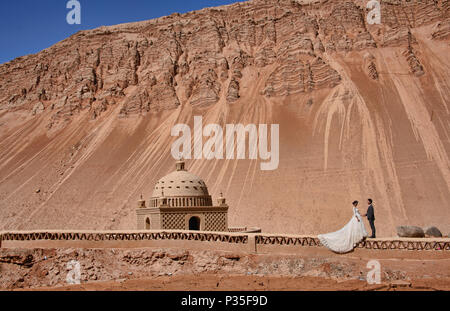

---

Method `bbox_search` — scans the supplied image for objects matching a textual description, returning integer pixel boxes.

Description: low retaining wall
[256,234,450,254]
[228,227,261,233]
[0,231,449,253]
[0,230,251,252]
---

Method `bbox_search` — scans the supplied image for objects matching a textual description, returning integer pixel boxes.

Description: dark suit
[366,204,376,238]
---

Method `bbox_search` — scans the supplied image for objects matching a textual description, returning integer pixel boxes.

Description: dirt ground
[1,246,449,291]
[28,274,450,291]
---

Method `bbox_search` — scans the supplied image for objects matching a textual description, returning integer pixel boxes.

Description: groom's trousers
[369,219,376,238]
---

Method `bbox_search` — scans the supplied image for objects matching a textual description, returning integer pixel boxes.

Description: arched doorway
[145,218,150,230]
[188,216,200,231]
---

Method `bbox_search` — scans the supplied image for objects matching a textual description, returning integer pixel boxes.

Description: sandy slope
[0,0,449,236]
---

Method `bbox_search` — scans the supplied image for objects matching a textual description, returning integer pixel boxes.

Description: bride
[318,201,368,253]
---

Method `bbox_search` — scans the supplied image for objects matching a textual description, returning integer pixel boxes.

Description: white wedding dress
[318,207,368,253]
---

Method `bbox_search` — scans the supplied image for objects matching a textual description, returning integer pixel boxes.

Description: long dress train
[318,207,368,253]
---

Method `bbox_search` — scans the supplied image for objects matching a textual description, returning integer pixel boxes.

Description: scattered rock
[424,226,442,238]
[397,226,425,238]
[389,280,411,288]
[403,47,425,77]
[431,20,450,40]
[226,79,240,102]
[364,53,379,80]
[32,102,45,115]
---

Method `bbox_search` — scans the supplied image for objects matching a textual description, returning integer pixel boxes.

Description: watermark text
[171,116,279,171]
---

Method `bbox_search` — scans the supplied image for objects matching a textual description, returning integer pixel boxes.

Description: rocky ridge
[1,0,448,123]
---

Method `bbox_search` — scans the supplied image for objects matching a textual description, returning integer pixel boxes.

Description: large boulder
[424,226,443,238]
[396,226,425,238]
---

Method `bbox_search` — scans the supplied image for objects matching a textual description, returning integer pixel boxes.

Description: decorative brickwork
[162,213,186,230]
[256,235,450,251]
[1,231,448,252]
[0,231,249,244]
[204,212,227,232]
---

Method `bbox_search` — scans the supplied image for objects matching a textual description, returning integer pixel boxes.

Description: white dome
[152,169,210,197]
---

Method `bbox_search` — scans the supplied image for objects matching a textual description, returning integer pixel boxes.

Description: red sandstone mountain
[0,0,449,236]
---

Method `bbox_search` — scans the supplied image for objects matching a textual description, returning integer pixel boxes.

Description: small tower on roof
[176,159,186,171]
[217,192,227,207]
[138,194,146,209]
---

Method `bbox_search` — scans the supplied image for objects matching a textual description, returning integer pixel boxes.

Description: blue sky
[0,0,243,64]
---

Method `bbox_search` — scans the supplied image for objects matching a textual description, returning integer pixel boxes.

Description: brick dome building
[136,160,228,231]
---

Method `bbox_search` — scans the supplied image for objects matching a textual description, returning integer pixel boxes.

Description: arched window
[145,218,150,230]
[189,216,200,231]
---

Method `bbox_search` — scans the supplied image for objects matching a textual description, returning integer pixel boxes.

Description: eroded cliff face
[0,0,449,236]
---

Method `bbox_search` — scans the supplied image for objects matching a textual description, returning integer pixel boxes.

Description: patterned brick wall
[138,209,227,231]
[204,212,227,232]
[162,213,186,230]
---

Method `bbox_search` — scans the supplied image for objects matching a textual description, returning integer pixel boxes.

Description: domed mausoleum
[136,160,229,231]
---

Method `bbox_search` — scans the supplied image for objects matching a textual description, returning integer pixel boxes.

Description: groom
[363,198,376,238]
